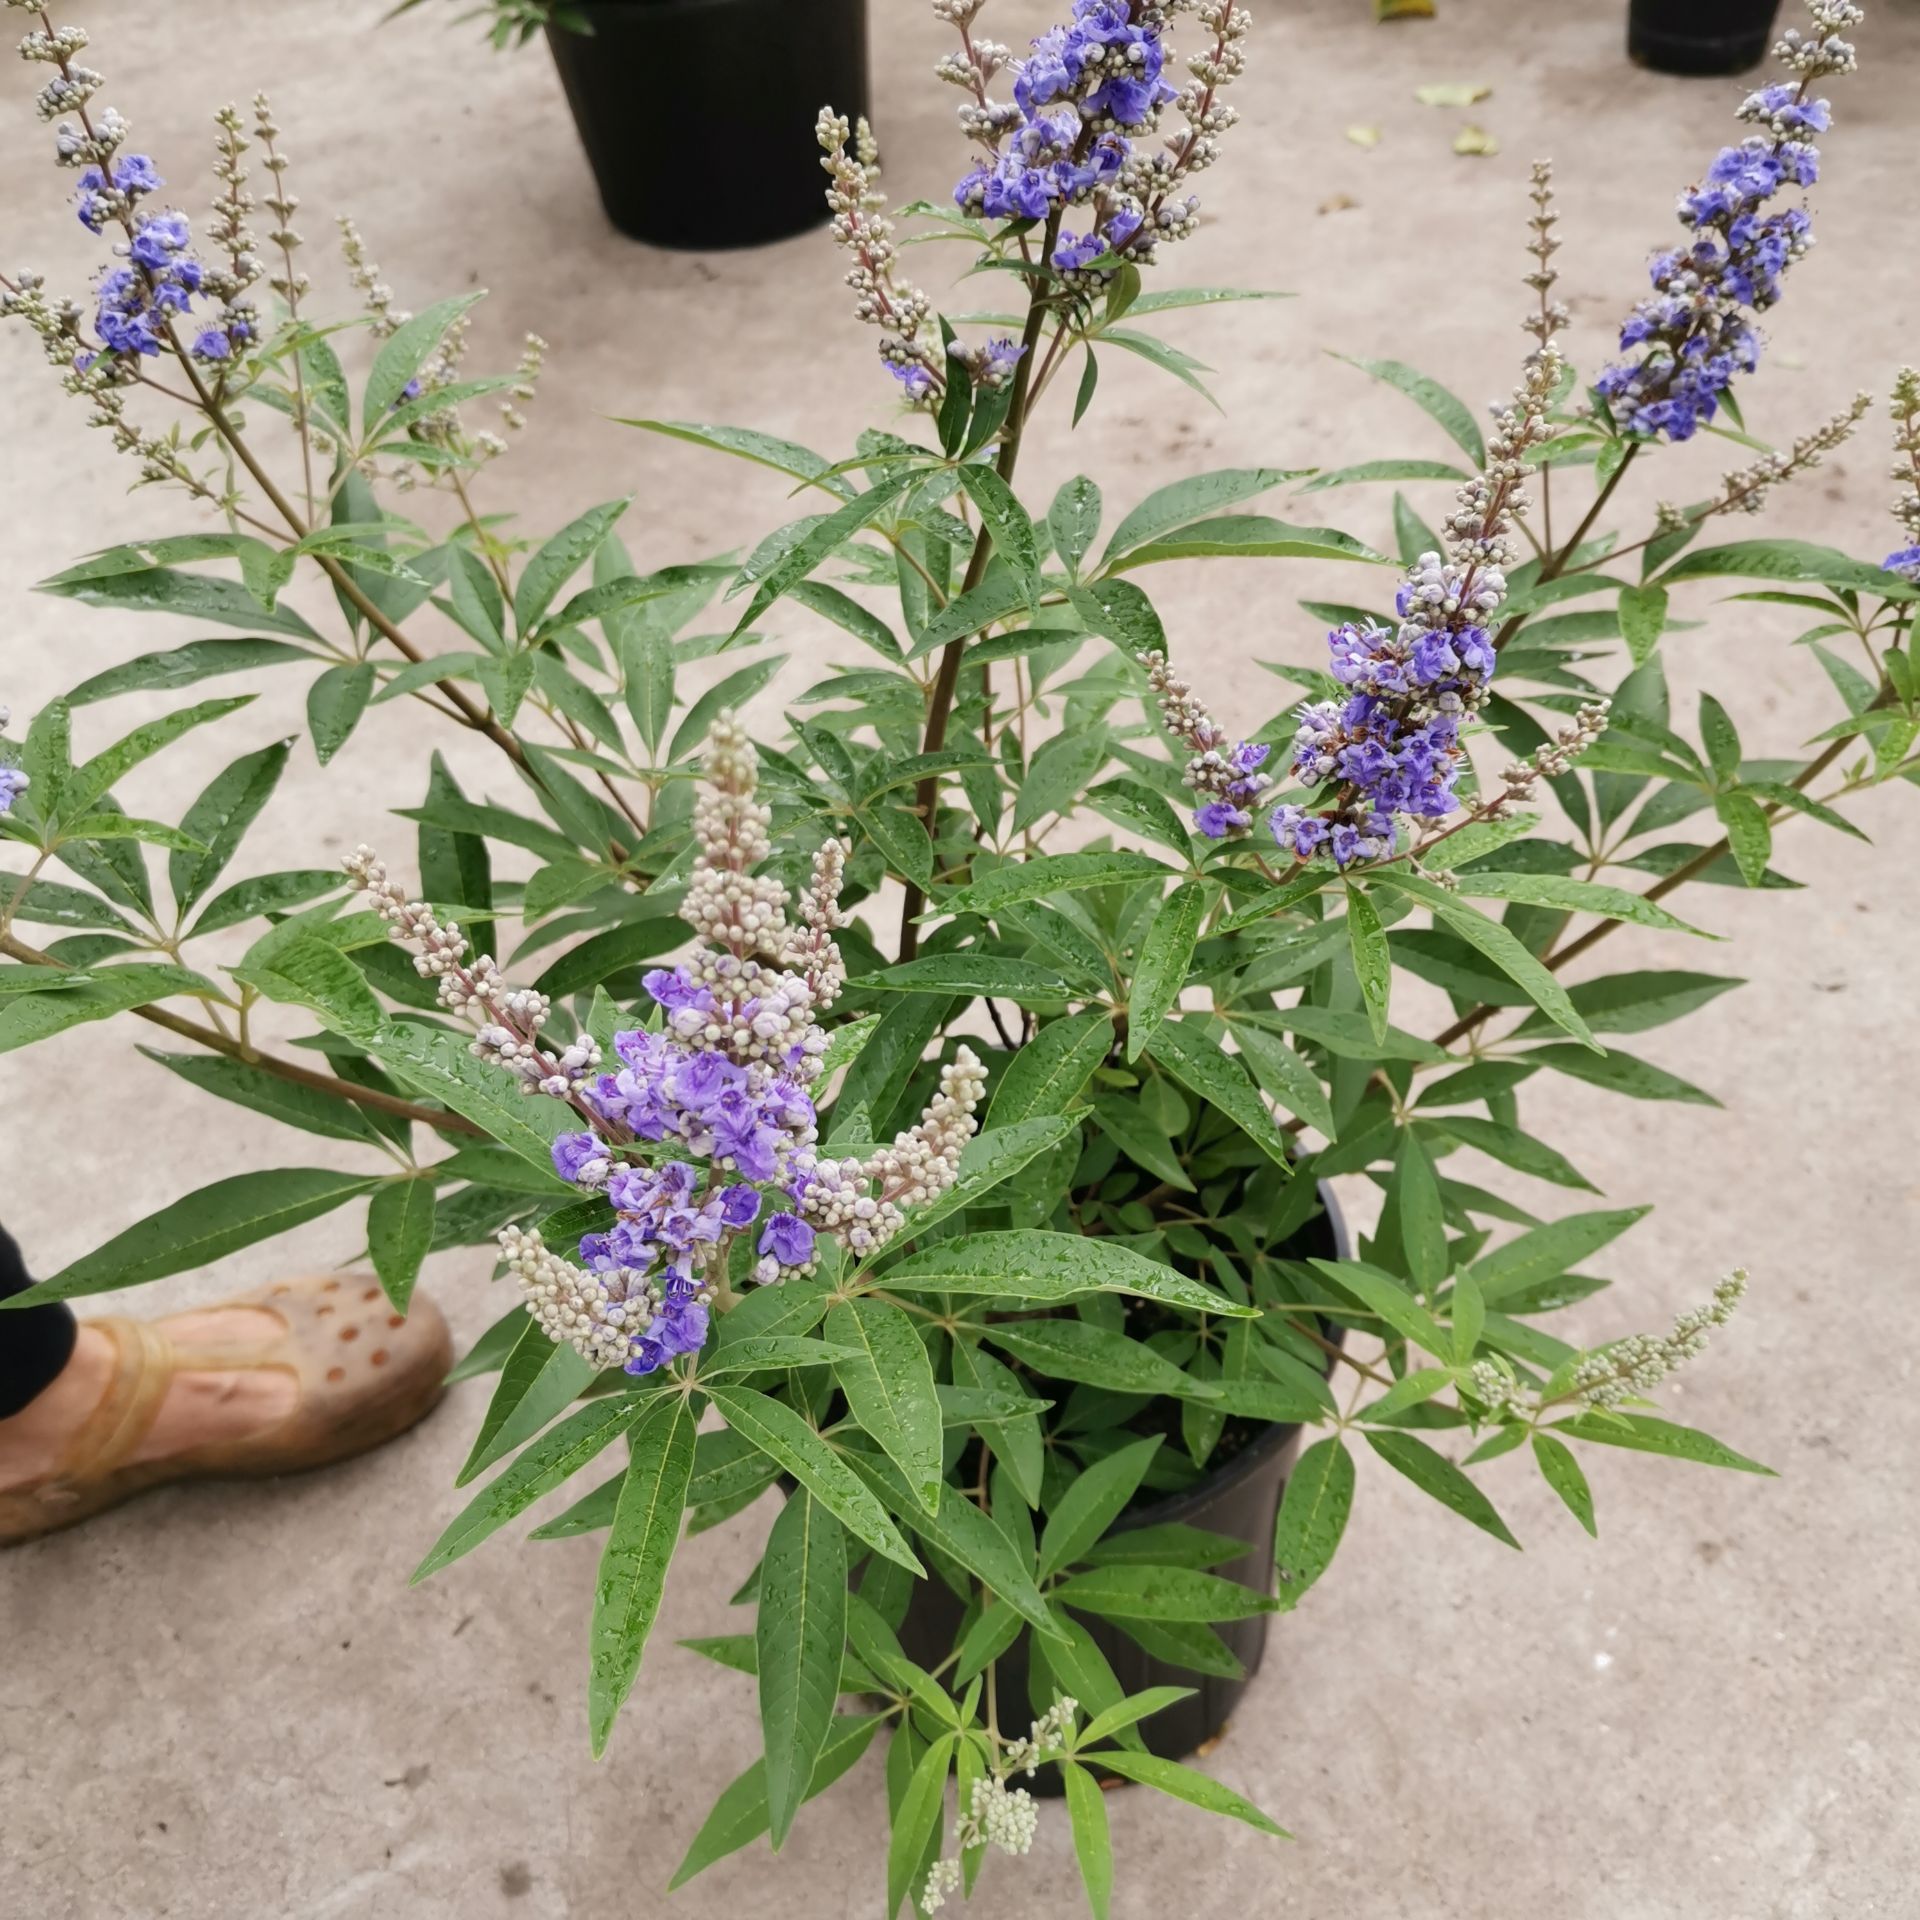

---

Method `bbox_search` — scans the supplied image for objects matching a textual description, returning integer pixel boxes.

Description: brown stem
[1493,444,1638,656]
[0,931,483,1137]
[896,214,1063,961]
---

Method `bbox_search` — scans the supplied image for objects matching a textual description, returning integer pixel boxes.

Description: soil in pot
[547,0,870,248]
[892,1182,1352,1785]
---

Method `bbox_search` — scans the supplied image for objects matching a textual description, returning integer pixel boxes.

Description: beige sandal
[0,1273,452,1547]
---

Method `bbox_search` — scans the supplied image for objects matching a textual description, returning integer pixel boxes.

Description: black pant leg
[0,1223,76,1419]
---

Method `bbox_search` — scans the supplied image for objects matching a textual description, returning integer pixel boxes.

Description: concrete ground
[3,0,1917,1914]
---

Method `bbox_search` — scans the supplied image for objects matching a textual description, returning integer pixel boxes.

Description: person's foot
[0,1276,452,1545]
[0,1309,299,1494]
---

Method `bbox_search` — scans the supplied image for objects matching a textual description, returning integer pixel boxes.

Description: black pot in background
[1627,0,1783,75]
[895,1185,1352,1785]
[546,0,869,249]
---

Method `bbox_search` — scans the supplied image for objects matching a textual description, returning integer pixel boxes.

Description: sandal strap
[54,1317,178,1483]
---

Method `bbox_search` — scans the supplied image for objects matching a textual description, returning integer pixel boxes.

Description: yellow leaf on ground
[1416,81,1493,106]
[1452,124,1500,157]
[1345,125,1382,148]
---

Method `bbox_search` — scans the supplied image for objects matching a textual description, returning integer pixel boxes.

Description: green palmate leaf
[1333,354,1487,465]
[1445,870,1712,937]
[887,1733,957,1920]
[756,1490,849,1849]
[1106,515,1387,572]
[1113,1617,1244,1679]
[366,1177,436,1314]
[1526,1043,1719,1107]
[170,739,292,916]
[5,879,132,932]
[1469,1205,1650,1306]
[514,498,635,636]
[1144,1018,1292,1169]
[1532,1434,1597,1536]
[1714,790,1772,887]
[895,1114,1080,1241]
[1515,969,1743,1037]
[901,565,1028,663]
[704,1384,923,1574]
[1077,1686,1199,1747]
[1014,727,1110,832]
[1364,1431,1520,1547]
[1053,1564,1279,1623]
[1079,1751,1288,1838]
[1296,458,1470,493]
[874,1229,1255,1319]
[851,1451,1061,1642]
[61,814,206,853]
[233,935,384,1048]
[622,418,854,501]
[852,800,931,886]
[833,993,947,1141]
[1228,1020,1336,1140]
[986,1319,1205,1398]
[412,1395,644,1582]
[1392,1129,1447,1292]
[38,563,321,640]
[1049,475,1103,576]
[1063,1762,1115,1920]
[458,1315,597,1485]
[1344,882,1392,1044]
[1272,1435,1353,1612]
[370,1020,574,1172]
[1358,1367,1455,1423]
[1552,1411,1773,1475]
[1067,576,1166,652]
[827,1299,943,1514]
[818,1013,882,1084]
[935,850,1170,916]
[0,965,213,1057]
[691,1336,853,1377]
[1373,872,1600,1051]
[64,638,312,707]
[306,662,375,765]
[589,1396,696,1756]
[1308,1257,1448,1355]
[64,695,253,820]
[861,954,1069,1003]
[5,1168,377,1309]
[986,1008,1114,1127]
[668,654,786,762]
[1091,1093,1191,1191]
[1099,467,1311,567]
[131,1047,368,1145]
[1425,1114,1598,1191]
[364,292,484,422]
[1039,1435,1163,1578]
[1127,881,1206,1061]
[1655,537,1913,596]
[958,465,1042,605]
[667,1715,883,1891]
[1617,583,1669,666]
[730,474,914,637]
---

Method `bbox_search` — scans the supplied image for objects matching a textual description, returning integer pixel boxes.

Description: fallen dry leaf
[1317,193,1361,215]
[1452,124,1500,156]
[1416,81,1493,107]
[1346,124,1382,148]
[1376,0,1436,18]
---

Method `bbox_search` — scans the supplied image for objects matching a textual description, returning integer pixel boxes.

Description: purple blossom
[889,359,936,401]
[1882,545,1920,583]
[0,767,26,818]
[718,1185,763,1229]
[628,1288,709,1376]
[551,1129,613,1189]
[758,1213,816,1269]
[1194,801,1249,839]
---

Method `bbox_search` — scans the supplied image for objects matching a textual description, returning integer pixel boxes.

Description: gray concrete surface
[3,1,1917,1915]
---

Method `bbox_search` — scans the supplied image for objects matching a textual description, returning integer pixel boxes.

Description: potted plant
[1629,0,1785,75]
[391,0,871,247]
[2,0,1905,1911]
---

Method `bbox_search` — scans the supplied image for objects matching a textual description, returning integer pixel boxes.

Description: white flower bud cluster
[1572,1269,1749,1411]
[342,844,601,1098]
[679,951,831,1082]
[1775,0,1862,77]
[500,1225,650,1372]
[784,835,852,1007]
[1716,391,1872,515]
[1449,340,1563,581]
[683,712,792,962]
[799,1050,986,1258]
[337,214,407,339]
[34,63,100,120]
[930,0,987,26]
[1886,367,1920,551]
[1523,161,1569,347]
[1490,699,1612,813]
[1137,647,1268,815]
[1000,1697,1078,1776]
[18,23,89,63]
[817,109,940,398]
[921,1860,963,1913]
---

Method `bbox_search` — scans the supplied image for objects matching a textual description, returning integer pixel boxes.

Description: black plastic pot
[895,1184,1352,1783]
[546,0,869,249]
[1627,0,1782,75]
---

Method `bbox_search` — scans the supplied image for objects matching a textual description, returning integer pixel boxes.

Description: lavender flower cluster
[346,717,987,1378]
[1595,1,1861,442]
[8,7,256,372]
[0,706,25,818]
[945,0,1248,281]
[1147,346,1562,869]
[1884,367,1920,582]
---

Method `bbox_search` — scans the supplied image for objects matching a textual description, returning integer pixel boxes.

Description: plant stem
[897,215,1062,961]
